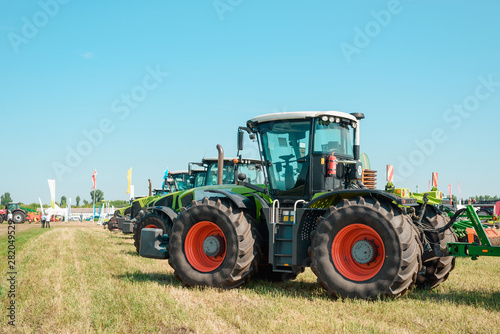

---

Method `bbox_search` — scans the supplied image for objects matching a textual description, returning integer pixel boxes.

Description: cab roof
[248,111,359,126]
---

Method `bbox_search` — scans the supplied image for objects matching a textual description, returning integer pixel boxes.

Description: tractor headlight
[351,122,357,129]
[335,117,340,123]
[321,116,328,122]
[329,116,335,123]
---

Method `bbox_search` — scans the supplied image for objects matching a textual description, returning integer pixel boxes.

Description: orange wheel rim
[185,221,226,272]
[332,224,385,281]
[145,224,159,229]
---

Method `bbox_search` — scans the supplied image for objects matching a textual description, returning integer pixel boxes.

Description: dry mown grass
[1,224,499,333]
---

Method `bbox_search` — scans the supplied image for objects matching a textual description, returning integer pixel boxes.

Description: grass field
[1,223,499,333]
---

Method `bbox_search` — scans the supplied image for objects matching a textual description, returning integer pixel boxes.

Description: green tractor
[107,171,194,232]
[133,151,265,254]
[162,170,196,193]
[139,111,459,299]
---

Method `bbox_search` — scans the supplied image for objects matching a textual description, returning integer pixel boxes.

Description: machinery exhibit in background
[107,169,201,232]
[133,147,265,254]
[0,202,30,224]
[135,110,472,300]
[385,167,500,256]
[446,200,500,247]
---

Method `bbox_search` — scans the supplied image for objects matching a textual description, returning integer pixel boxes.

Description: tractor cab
[192,157,264,186]
[7,202,21,211]
[162,170,193,192]
[244,111,364,201]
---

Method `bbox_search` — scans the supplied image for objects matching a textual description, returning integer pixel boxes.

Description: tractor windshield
[259,120,310,196]
[238,163,265,184]
[193,171,206,187]
[172,173,192,191]
[7,203,19,211]
[205,163,236,186]
[313,119,353,158]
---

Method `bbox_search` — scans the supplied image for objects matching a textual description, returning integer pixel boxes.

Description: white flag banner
[130,185,135,200]
[67,198,71,221]
[48,179,56,209]
[38,197,44,215]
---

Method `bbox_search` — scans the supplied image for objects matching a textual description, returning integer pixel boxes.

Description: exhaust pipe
[216,144,224,185]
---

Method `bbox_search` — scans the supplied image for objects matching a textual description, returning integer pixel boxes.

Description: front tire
[168,198,260,289]
[310,196,421,299]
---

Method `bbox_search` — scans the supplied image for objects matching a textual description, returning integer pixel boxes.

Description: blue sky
[1,0,499,205]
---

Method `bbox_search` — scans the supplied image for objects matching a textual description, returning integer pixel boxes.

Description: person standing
[46,214,51,228]
[41,214,46,228]
[7,212,12,223]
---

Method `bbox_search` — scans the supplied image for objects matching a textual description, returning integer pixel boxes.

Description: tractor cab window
[7,203,19,211]
[206,163,235,186]
[193,172,206,187]
[313,119,353,158]
[238,163,265,184]
[260,121,310,196]
[173,174,191,191]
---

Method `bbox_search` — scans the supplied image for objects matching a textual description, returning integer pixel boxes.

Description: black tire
[310,196,421,299]
[108,217,118,231]
[415,205,456,289]
[168,198,260,289]
[0,215,4,224]
[477,209,491,216]
[133,213,171,254]
[12,211,26,224]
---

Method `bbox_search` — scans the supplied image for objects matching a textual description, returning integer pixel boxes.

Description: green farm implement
[447,205,500,258]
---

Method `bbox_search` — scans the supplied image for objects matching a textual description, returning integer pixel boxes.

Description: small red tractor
[0,202,27,224]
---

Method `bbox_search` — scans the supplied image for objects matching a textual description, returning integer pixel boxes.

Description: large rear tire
[168,198,260,289]
[415,205,456,289]
[12,211,26,224]
[310,196,421,299]
[134,213,170,254]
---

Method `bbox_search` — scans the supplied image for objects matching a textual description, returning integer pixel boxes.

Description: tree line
[1,190,129,210]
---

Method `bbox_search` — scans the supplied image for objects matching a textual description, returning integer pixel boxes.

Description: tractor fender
[307,188,417,209]
[148,206,178,222]
[205,189,253,209]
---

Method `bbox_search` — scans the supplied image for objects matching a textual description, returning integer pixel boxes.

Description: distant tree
[60,196,67,207]
[76,196,81,207]
[83,199,89,205]
[467,195,499,202]
[21,203,43,211]
[90,189,104,204]
[1,192,12,206]
[109,200,128,207]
